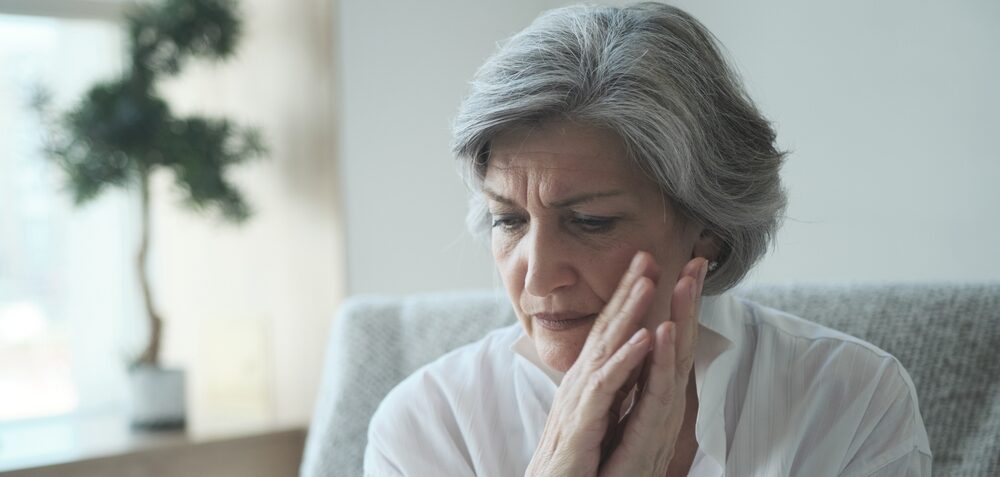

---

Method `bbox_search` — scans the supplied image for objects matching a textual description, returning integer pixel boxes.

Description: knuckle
[589,341,610,365]
[592,314,609,333]
[621,423,648,449]
[649,386,675,408]
[587,370,609,395]
[587,318,609,342]
[677,353,694,372]
[562,366,581,384]
[607,344,629,367]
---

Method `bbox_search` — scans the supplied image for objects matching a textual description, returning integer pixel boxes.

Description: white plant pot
[127,366,187,430]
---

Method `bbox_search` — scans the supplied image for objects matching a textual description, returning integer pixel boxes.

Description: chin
[541,353,578,373]
[535,327,590,373]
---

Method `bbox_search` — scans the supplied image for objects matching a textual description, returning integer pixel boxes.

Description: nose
[522,223,577,297]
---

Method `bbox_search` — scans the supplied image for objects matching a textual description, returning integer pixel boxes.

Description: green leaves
[67,78,170,157]
[38,0,264,223]
[163,117,265,222]
[129,0,243,77]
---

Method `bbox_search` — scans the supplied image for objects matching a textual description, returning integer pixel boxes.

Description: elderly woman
[364,3,931,476]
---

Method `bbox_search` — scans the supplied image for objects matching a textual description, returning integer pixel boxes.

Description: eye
[491,214,527,233]
[570,214,618,233]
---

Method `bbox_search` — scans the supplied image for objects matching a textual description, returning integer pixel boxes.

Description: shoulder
[733,294,922,407]
[364,323,524,474]
[723,295,932,472]
[733,294,913,379]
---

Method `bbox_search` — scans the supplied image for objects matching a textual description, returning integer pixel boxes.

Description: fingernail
[700,259,709,281]
[629,328,648,345]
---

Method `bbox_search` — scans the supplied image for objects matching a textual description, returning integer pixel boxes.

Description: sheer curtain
[0,13,140,425]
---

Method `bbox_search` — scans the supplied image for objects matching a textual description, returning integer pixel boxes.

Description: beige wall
[151,0,342,430]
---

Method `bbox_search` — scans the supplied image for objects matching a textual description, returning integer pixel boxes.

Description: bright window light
[0,12,139,424]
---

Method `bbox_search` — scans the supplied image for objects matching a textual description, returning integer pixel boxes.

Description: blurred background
[0,0,997,475]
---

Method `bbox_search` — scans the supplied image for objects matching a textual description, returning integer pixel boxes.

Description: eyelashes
[490,213,620,235]
[491,215,526,232]
[572,215,617,233]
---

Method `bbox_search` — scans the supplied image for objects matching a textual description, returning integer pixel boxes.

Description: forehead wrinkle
[484,121,652,209]
[489,121,626,173]
[483,159,556,209]
[485,157,642,210]
[487,151,623,173]
[483,164,639,211]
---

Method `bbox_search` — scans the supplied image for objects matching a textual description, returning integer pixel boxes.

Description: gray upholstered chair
[300,284,1000,476]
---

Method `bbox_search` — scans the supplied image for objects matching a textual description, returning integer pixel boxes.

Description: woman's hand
[524,251,708,476]
[600,256,707,476]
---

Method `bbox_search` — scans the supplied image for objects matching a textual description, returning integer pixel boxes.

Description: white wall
[338,0,1000,297]
[671,0,1000,286]
[338,0,566,295]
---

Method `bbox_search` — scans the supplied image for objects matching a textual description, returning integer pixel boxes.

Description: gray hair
[452,2,787,294]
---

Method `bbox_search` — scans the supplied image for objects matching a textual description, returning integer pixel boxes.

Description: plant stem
[135,169,162,368]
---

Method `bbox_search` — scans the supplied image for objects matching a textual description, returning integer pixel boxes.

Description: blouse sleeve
[362,371,478,477]
[837,356,933,476]
[863,449,932,477]
[363,437,404,477]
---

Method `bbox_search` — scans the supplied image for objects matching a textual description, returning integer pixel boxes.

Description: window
[0,10,139,425]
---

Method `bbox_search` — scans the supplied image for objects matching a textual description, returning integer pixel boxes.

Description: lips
[533,312,598,331]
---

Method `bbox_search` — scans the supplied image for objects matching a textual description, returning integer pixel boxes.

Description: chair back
[300,283,1000,476]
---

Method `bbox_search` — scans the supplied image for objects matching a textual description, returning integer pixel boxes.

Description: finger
[688,256,708,297]
[670,259,707,375]
[695,258,708,316]
[577,327,652,440]
[670,275,698,373]
[581,253,660,364]
[597,252,655,328]
[609,364,641,425]
[680,256,703,282]
[601,380,637,461]
[596,270,660,352]
[612,322,680,457]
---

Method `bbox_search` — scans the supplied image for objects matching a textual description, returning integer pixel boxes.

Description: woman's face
[484,121,709,373]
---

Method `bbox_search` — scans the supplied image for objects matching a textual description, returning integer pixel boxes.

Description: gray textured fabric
[300,290,517,477]
[300,283,1000,477]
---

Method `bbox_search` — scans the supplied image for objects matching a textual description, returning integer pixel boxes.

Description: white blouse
[364,293,932,476]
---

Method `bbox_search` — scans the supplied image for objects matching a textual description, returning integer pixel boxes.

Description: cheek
[492,234,524,297]
[586,232,688,303]
[491,232,518,278]
[648,233,694,281]
[584,245,640,303]
[490,230,514,259]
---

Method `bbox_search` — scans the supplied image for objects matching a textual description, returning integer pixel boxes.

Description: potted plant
[34,0,265,430]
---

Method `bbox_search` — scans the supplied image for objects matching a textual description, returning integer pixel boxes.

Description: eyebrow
[482,187,626,208]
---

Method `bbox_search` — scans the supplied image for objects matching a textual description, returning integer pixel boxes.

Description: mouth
[533,312,598,331]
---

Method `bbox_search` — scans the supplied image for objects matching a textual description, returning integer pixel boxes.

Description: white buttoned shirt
[364,293,932,476]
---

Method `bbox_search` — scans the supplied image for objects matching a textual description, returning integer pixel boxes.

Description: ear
[691,228,723,263]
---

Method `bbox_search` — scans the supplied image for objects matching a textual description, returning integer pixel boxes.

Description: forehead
[484,122,646,188]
